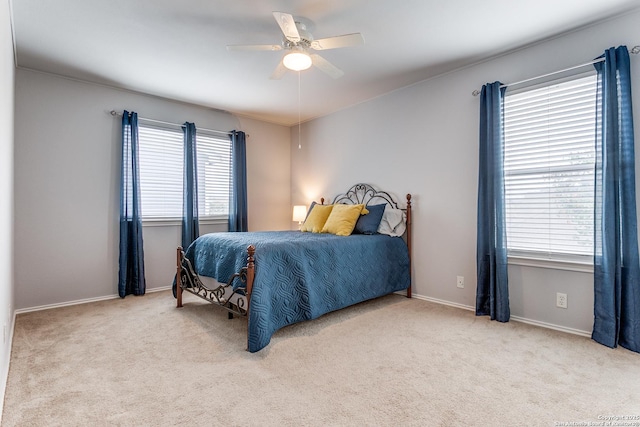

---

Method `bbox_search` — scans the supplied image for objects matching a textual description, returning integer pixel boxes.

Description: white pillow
[377,206,406,237]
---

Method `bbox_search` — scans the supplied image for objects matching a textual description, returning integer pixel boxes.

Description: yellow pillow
[300,204,334,233]
[321,204,369,236]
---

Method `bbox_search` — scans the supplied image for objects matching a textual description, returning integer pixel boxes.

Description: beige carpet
[2,290,640,427]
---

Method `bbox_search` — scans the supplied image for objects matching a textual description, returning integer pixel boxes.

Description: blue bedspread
[182,231,410,352]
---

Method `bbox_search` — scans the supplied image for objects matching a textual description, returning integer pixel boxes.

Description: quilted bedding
[181,230,410,352]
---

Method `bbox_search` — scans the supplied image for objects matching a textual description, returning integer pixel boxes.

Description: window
[503,73,597,264]
[137,124,231,220]
[195,133,231,217]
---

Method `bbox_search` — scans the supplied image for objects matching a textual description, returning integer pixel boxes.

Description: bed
[174,183,412,352]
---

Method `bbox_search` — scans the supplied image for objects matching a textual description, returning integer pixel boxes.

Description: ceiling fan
[227,11,365,79]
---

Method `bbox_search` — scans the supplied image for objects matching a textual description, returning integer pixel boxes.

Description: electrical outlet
[556,293,568,309]
[456,276,464,289]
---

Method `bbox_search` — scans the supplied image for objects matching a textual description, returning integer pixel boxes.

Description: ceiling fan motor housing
[283,22,313,49]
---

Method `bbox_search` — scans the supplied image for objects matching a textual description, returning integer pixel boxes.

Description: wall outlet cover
[556,292,568,309]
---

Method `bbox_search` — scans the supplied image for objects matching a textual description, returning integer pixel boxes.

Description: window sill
[142,217,228,227]
[508,255,593,273]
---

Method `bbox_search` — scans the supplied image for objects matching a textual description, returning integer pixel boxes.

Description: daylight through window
[503,73,597,263]
[137,124,231,220]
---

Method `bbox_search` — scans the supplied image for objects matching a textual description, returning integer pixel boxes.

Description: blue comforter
[182,231,410,352]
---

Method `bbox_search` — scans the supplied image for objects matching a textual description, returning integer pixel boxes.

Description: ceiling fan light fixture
[283,51,312,71]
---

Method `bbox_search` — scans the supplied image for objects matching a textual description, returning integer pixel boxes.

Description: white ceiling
[11,0,640,126]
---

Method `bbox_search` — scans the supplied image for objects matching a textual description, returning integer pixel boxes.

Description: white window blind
[138,125,184,219]
[137,124,231,220]
[196,132,231,217]
[503,73,597,262]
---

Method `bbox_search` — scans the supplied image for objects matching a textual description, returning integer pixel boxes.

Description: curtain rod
[472,45,640,96]
[109,110,248,137]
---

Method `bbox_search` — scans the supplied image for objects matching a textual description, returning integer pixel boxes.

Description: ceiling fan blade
[310,33,365,50]
[273,11,300,42]
[310,54,344,79]
[227,44,282,52]
[270,60,288,80]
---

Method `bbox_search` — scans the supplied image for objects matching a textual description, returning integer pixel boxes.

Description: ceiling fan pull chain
[298,71,302,150]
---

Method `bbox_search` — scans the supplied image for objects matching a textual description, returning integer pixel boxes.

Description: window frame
[136,122,231,224]
[502,71,597,272]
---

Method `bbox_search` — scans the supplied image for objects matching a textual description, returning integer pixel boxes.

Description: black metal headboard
[327,183,412,298]
[331,183,400,208]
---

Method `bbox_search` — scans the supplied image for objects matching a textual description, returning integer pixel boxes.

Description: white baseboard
[509,315,591,338]
[13,287,592,337]
[411,293,475,312]
[0,309,16,425]
[14,286,172,315]
[410,292,591,338]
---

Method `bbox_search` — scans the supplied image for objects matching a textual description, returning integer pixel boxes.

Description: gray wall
[8,3,640,339]
[0,0,14,415]
[292,10,640,334]
[13,69,291,310]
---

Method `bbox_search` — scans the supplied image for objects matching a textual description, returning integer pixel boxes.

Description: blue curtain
[476,82,510,322]
[182,122,199,249]
[229,130,248,232]
[118,111,146,297]
[592,46,640,353]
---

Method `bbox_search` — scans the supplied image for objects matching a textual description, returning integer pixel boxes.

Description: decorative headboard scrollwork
[331,183,400,208]
[323,183,412,298]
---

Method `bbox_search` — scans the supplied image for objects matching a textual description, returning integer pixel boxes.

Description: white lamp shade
[283,52,312,71]
[292,205,308,223]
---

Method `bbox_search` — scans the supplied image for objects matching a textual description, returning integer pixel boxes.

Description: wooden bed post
[406,194,412,299]
[176,246,183,308]
[246,245,255,310]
